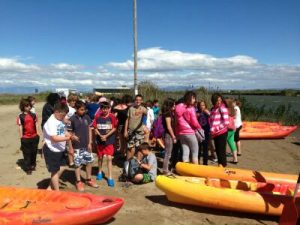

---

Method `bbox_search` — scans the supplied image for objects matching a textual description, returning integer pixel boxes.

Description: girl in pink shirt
[175,91,201,164]
[209,93,229,167]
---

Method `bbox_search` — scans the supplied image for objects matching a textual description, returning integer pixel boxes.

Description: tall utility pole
[133,0,138,95]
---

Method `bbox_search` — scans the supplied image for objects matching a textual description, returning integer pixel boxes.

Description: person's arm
[50,133,72,143]
[102,128,116,139]
[221,106,230,126]
[204,109,210,116]
[88,127,92,152]
[139,162,152,171]
[18,125,23,139]
[124,118,129,138]
[188,108,201,130]
[16,116,23,138]
[166,117,176,143]
[139,154,155,171]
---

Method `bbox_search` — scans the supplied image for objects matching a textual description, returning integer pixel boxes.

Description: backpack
[228,116,236,131]
[121,158,142,180]
[152,115,165,138]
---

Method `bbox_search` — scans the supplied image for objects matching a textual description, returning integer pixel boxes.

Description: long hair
[197,100,208,112]
[211,92,224,107]
[183,91,196,106]
[46,93,60,107]
[161,98,175,116]
[225,98,235,117]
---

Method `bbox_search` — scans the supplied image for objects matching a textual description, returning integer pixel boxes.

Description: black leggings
[21,135,40,171]
[234,126,242,142]
[213,132,228,167]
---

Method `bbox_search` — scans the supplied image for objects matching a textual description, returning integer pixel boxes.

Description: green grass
[0,92,50,105]
[1,84,299,125]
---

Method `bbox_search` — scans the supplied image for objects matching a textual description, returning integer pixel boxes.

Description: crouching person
[132,142,157,184]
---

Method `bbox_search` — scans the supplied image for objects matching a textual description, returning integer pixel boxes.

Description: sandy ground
[1,102,299,225]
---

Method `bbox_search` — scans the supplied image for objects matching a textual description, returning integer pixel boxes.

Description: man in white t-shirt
[43,102,78,190]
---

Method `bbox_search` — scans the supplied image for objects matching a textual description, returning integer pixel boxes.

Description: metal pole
[133,0,138,95]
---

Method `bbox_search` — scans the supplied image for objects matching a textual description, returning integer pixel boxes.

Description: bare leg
[192,157,199,165]
[75,166,82,182]
[232,151,238,162]
[107,156,113,179]
[98,156,103,174]
[85,163,92,179]
[50,166,66,190]
[119,134,126,156]
[236,141,242,155]
[132,174,143,183]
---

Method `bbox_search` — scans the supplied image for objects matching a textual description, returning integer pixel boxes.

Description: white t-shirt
[43,114,66,152]
[146,107,155,130]
[67,106,76,119]
[234,105,242,128]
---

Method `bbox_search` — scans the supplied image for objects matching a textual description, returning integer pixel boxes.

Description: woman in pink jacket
[209,93,229,167]
[175,91,201,164]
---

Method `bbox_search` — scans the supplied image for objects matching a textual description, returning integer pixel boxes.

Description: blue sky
[0,0,299,92]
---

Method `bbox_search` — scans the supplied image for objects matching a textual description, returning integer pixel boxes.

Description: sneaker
[96,172,103,180]
[76,181,85,192]
[107,179,115,187]
[86,179,99,188]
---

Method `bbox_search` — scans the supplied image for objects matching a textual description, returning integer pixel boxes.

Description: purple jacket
[175,103,201,135]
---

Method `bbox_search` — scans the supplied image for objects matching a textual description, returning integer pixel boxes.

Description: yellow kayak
[156,175,299,216]
[176,162,297,185]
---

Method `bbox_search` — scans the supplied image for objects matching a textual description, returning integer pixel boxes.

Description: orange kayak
[0,186,124,225]
[156,175,300,216]
[176,162,297,185]
[240,121,297,139]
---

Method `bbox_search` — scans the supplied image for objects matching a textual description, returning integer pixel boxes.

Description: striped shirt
[209,104,229,138]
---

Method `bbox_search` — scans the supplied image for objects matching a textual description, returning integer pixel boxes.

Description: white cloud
[0,58,40,72]
[107,47,258,71]
[51,63,83,70]
[0,48,299,91]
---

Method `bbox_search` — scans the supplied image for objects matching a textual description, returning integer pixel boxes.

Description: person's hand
[65,132,72,140]
[124,131,128,139]
[71,135,80,142]
[173,137,177,144]
[143,127,149,134]
[87,143,92,152]
[100,135,107,142]
[204,109,210,115]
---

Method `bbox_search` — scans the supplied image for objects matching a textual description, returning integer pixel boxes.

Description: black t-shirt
[114,108,128,126]
[162,112,175,135]
[69,114,92,149]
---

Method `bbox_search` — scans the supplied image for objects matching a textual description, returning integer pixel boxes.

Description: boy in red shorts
[93,101,117,187]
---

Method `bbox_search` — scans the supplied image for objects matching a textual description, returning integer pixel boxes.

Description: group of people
[16,91,242,191]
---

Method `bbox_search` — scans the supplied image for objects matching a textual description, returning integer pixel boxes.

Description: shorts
[141,174,153,184]
[97,144,114,157]
[127,130,144,150]
[74,148,94,167]
[234,126,242,142]
[43,144,67,173]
